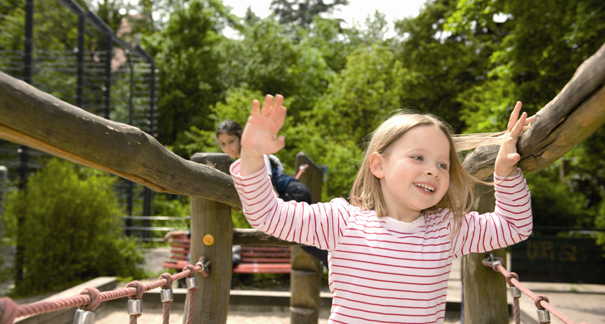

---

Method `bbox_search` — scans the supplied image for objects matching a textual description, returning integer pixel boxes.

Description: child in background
[230,94,533,323]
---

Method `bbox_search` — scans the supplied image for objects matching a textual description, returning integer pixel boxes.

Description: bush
[4,158,144,296]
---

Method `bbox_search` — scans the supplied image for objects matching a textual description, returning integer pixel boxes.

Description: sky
[220,0,428,38]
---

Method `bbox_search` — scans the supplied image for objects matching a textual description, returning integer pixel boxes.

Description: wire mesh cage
[0,0,159,240]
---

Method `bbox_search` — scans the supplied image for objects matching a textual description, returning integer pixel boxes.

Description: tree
[142,0,227,146]
[3,158,144,296]
[270,0,349,29]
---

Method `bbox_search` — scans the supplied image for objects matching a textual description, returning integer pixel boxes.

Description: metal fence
[0,0,159,239]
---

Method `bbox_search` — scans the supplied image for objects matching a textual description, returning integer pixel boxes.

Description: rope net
[0,257,210,324]
[482,253,589,324]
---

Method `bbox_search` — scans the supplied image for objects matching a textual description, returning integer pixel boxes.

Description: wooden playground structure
[0,39,604,323]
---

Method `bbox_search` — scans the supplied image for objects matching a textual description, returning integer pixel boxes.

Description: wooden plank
[462,42,605,179]
[233,228,301,246]
[290,153,323,324]
[0,71,242,210]
[461,179,508,324]
[186,153,233,324]
[233,264,292,274]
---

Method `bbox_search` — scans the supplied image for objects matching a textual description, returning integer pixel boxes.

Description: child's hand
[494,101,534,178]
[241,94,287,158]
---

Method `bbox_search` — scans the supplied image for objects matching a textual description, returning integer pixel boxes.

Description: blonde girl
[230,94,533,324]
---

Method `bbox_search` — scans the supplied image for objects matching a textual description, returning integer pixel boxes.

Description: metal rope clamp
[160,288,174,303]
[508,287,521,298]
[536,309,551,323]
[196,259,212,277]
[127,299,143,316]
[73,309,95,324]
[186,276,198,290]
[484,253,503,270]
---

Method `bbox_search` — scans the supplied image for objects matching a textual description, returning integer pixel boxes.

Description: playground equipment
[0,41,604,323]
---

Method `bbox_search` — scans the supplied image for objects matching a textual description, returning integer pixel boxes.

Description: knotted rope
[483,253,588,324]
[160,273,174,324]
[0,257,209,324]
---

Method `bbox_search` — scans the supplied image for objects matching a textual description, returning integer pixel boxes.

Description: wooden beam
[233,228,301,246]
[0,71,242,210]
[463,42,605,175]
[187,153,233,324]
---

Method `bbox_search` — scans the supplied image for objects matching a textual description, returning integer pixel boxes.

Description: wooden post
[290,153,323,324]
[185,153,233,324]
[462,177,509,324]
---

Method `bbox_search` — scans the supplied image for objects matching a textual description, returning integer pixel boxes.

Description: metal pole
[16,0,35,285]
[126,50,134,237]
[0,166,7,247]
[76,12,85,108]
[142,49,156,235]
[103,34,112,119]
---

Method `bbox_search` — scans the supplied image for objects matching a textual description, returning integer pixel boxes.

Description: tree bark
[290,153,323,324]
[0,71,241,209]
[185,153,233,324]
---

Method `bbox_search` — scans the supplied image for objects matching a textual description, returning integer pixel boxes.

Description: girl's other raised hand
[240,94,287,176]
[494,101,535,178]
[241,94,287,157]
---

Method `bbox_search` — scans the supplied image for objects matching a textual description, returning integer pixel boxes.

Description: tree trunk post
[185,153,233,324]
[462,177,509,324]
[290,153,323,324]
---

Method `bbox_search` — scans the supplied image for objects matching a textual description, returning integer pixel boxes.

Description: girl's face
[370,125,451,222]
[218,133,241,159]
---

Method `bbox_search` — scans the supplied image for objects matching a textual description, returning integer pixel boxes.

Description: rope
[160,273,174,324]
[482,254,589,324]
[127,281,145,324]
[183,264,198,324]
[0,258,210,324]
[79,287,101,311]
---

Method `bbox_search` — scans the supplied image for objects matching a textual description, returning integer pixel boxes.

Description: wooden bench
[163,236,291,274]
[162,234,190,271]
[233,246,291,274]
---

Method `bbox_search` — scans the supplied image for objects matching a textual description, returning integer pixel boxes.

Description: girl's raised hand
[494,101,534,178]
[240,94,287,158]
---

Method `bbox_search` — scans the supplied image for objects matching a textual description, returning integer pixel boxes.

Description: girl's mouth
[414,183,435,193]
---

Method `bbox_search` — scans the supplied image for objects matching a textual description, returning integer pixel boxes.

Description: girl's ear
[369,152,385,179]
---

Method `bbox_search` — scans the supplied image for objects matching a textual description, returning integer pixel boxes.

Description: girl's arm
[451,169,532,257]
[232,94,350,250]
[452,101,534,257]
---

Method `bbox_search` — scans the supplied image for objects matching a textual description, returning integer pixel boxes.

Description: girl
[231,95,533,324]
[217,119,329,267]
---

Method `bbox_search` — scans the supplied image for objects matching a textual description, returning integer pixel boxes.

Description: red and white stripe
[231,161,532,324]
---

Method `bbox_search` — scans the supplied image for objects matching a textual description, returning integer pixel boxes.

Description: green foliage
[142,0,227,146]
[4,159,144,296]
[270,0,349,29]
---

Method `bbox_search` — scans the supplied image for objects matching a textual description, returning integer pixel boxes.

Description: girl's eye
[412,156,423,161]
[438,163,449,170]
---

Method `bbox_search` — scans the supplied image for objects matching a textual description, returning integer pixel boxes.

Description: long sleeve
[230,159,350,251]
[451,169,532,258]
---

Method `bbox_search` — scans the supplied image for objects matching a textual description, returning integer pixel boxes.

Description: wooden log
[461,177,509,324]
[290,153,323,324]
[233,228,301,246]
[461,42,605,324]
[185,153,233,324]
[463,42,605,177]
[0,71,241,210]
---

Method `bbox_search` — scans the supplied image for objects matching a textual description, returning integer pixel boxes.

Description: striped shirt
[230,160,532,324]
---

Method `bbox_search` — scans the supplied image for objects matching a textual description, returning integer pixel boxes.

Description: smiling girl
[230,94,533,323]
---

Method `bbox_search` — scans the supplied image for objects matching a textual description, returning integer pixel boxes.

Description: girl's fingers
[262,95,274,116]
[510,112,527,137]
[507,101,523,132]
[508,153,521,164]
[251,100,260,116]
[526,115,535,124]
[272,94,284,112]
[275,135,286,151]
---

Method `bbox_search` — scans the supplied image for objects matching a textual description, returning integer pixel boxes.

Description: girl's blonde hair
[350,112,506,235]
